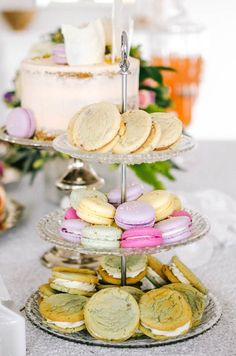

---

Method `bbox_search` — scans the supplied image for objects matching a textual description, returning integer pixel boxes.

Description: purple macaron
[52,44,67,64]
[108,183,144,207]
[155,216,192,244]
[6,107,36,138]
[59,219,89,243]
[115,201,155,230]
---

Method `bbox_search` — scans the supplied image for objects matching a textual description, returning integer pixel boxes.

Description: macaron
[155,216,192,244]
[39,293,88,333]
[139,288,192,340]
[49,266,98,297]
[59,219,89,243]
[121,227,163,248]
[98,255,147,285]
[81,225,122,250]
[6,107,36,138]
[151,112,183,150]
[115,201,155,230]
[138,190,175,222]
[70,188,107,211]
[84,288,140,342]
[52,44,67,64]
[163,283,206,327]
[162,256,208,295]
[171,210,192,221]
[146,256,169,287]
[77,197,115,225]
[64,207,79,220]
[171,193,182,211]
[107,183,144,206]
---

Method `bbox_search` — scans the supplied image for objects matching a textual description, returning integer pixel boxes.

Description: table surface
[1,140,236,356]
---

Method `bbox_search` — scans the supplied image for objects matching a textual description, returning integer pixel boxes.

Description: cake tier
[20,57,140,131]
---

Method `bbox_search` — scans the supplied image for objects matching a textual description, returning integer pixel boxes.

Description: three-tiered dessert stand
[25,31,221,348]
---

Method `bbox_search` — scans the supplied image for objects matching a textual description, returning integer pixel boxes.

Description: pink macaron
[64,207,79,220]
[52,44,67,64]
[171,210,192,221]
[6,107,36,138]
[155,216,192,244]
[59,219,89,243]
[121,227,163,248]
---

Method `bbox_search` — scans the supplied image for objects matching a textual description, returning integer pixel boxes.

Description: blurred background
[0,0,235,140]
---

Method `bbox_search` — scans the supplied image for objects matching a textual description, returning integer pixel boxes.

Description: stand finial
[120,31,130,75]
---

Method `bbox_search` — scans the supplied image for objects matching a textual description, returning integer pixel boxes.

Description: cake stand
[25,31,221,347]
[0,127,104,268]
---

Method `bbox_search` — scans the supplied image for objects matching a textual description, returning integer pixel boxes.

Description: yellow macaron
[138,190,175,221]
[77,196,116,225]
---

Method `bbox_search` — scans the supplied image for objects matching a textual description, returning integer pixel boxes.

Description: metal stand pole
[119,31,130,286]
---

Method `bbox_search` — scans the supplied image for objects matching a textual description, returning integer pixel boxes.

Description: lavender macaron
[59,219,89,243]
[52,44,67,64]
[6,107,36,138]
[115,201,155,230]
[155,216,192,244]
[107,183,144,207]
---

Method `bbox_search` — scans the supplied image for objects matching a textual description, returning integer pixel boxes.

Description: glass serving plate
[37,208,210,256]
[25,291,221,348]
[0,127,54,150]
[0,198,24,233]
[53,134,195,164]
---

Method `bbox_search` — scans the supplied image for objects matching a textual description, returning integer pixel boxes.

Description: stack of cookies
[59,186,192,249]
[67,102,183,154]
[38,255,208,341]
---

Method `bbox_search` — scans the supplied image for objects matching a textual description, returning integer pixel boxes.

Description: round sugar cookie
[139,288,192,340]
[84,288,140,341]
[39,293,88,333]
[72,102,121,150]
[171,256,208,295]
[134,120,161,153]
[151,112,183,150]
[163,283,206,327]
[113,110,152,154]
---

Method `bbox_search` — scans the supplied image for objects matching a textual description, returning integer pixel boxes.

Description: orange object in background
[152,55,203,126]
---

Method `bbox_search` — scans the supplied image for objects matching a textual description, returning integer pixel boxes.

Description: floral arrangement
[2,30,179,189]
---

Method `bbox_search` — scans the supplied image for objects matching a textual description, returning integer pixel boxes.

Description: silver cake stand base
[56,159,104,191]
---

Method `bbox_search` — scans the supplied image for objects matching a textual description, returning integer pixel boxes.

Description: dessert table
[1,140,236,356]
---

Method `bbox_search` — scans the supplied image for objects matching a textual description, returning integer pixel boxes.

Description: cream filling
[147,267,166,285]
[108,267,145,279]
[47,319,85,329]
[53,278,96,291]
[142,321,191,337]
[169,263,190,284]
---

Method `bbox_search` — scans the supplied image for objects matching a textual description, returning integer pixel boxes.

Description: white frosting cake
[20,57,140,131]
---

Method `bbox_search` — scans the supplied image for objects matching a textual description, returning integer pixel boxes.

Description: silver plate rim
[0,197,24,233]
[53,134,195,164]
[0,127,54,150]
[37,208,210,256]
[25,291,222,348]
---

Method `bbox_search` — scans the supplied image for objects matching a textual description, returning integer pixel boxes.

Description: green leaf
[129,164,165,190]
